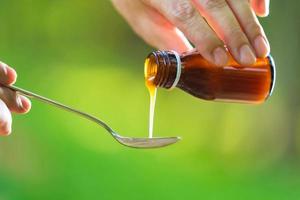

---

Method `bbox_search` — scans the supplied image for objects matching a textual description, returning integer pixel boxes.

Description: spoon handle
[4,85,115,134]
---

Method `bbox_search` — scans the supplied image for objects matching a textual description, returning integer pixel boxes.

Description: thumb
[251,0,270,17]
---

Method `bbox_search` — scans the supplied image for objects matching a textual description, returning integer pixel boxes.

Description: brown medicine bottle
[144,50,276,104]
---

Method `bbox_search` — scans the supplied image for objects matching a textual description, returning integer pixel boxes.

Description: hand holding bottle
[112,0,270,66]
[0,62,31,135]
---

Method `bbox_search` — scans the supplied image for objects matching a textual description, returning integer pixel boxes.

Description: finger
[0,99,12,136]
[251,0,270,17]
[112,0,192,53]
[0,86,31,114]
[130,12,193,53]
[0,62,17,85]
[227,0,270,58]
[193,0,256,65]
[147,0,228,66]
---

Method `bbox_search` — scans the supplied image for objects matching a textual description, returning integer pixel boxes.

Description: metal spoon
[5,85,180,148]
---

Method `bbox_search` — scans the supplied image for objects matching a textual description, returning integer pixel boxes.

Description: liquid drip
[146,77,157,138]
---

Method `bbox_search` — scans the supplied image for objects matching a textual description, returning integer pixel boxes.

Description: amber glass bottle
[144,50,275,104]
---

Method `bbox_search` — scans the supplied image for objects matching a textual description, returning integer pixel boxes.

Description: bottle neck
[144,50,182,89]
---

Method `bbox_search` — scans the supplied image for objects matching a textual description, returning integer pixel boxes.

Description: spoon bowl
[114,134,180,148]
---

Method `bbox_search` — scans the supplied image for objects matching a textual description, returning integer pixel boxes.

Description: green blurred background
[0,1,299,199]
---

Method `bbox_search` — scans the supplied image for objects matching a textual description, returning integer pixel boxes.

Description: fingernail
[0,62,17,84]
[213,47,228,66]
[17,96,23,109]
[265,0,270,16]
[254,35,270,58]
[239,44,256,65]
[19,96,31,113]
[0,62,8,76]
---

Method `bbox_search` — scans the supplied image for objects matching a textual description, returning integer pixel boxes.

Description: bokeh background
[0,1,299,199]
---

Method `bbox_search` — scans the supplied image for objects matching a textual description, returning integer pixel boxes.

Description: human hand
[112,0,270,66]
[0,62,31,135]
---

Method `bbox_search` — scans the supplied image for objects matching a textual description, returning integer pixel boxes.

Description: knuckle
[227,27,247,44]
[0,88,17,111]
[0,87,4,96]
[197,35,222,52]
[142,0,153,5]
[169,1,197,23]
[245,22,263,36]
[200,0,227,11]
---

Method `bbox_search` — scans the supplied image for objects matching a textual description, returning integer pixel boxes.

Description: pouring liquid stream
[146,76,157,138]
